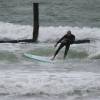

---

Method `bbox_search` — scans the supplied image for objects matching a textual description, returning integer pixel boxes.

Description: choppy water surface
[0,0,100,100]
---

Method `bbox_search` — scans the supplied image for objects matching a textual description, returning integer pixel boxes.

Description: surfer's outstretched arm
[54,36,65,47]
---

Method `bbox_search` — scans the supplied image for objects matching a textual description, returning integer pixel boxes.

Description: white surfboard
[24,53,53,63]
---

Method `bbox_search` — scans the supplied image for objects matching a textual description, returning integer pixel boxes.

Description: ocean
[0,0,100,100]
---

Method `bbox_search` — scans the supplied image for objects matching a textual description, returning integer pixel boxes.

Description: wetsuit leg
[52,43,64,60]
[64,44,70,59]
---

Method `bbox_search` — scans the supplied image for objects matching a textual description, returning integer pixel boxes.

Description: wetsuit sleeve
[54,35,66,47]
[57,35,66,43]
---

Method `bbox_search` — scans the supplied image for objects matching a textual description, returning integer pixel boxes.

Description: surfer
[51,30,75,60]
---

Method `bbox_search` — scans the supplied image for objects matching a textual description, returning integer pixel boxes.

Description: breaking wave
[0,71,100,96]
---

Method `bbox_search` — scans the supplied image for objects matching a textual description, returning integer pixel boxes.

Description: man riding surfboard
[51,30,75,60]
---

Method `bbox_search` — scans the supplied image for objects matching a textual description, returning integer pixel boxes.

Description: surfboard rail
[24,53,53,63]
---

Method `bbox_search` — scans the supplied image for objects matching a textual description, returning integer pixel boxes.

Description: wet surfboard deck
[24,53,53,63]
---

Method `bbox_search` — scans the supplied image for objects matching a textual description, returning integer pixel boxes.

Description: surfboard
[24,53,53,63]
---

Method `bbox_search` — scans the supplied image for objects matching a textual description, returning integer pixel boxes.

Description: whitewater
[0,21,99,100]
[0,0,100,99]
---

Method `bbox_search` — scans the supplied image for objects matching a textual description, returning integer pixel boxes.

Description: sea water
[0,0,100,100]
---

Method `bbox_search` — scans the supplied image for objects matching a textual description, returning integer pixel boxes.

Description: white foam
[0,22,100,42]
[0,22,32,40]
[88,51,100,59]
[0,21,100,55]
[39,26,100,42]
[0,71,100,96]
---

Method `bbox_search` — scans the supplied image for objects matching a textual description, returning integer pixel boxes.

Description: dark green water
[0,0,100,27]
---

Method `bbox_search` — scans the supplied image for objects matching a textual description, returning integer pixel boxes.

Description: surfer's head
[67,30,71,35]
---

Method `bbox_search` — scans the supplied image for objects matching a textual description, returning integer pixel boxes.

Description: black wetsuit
[52,33,75,60]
